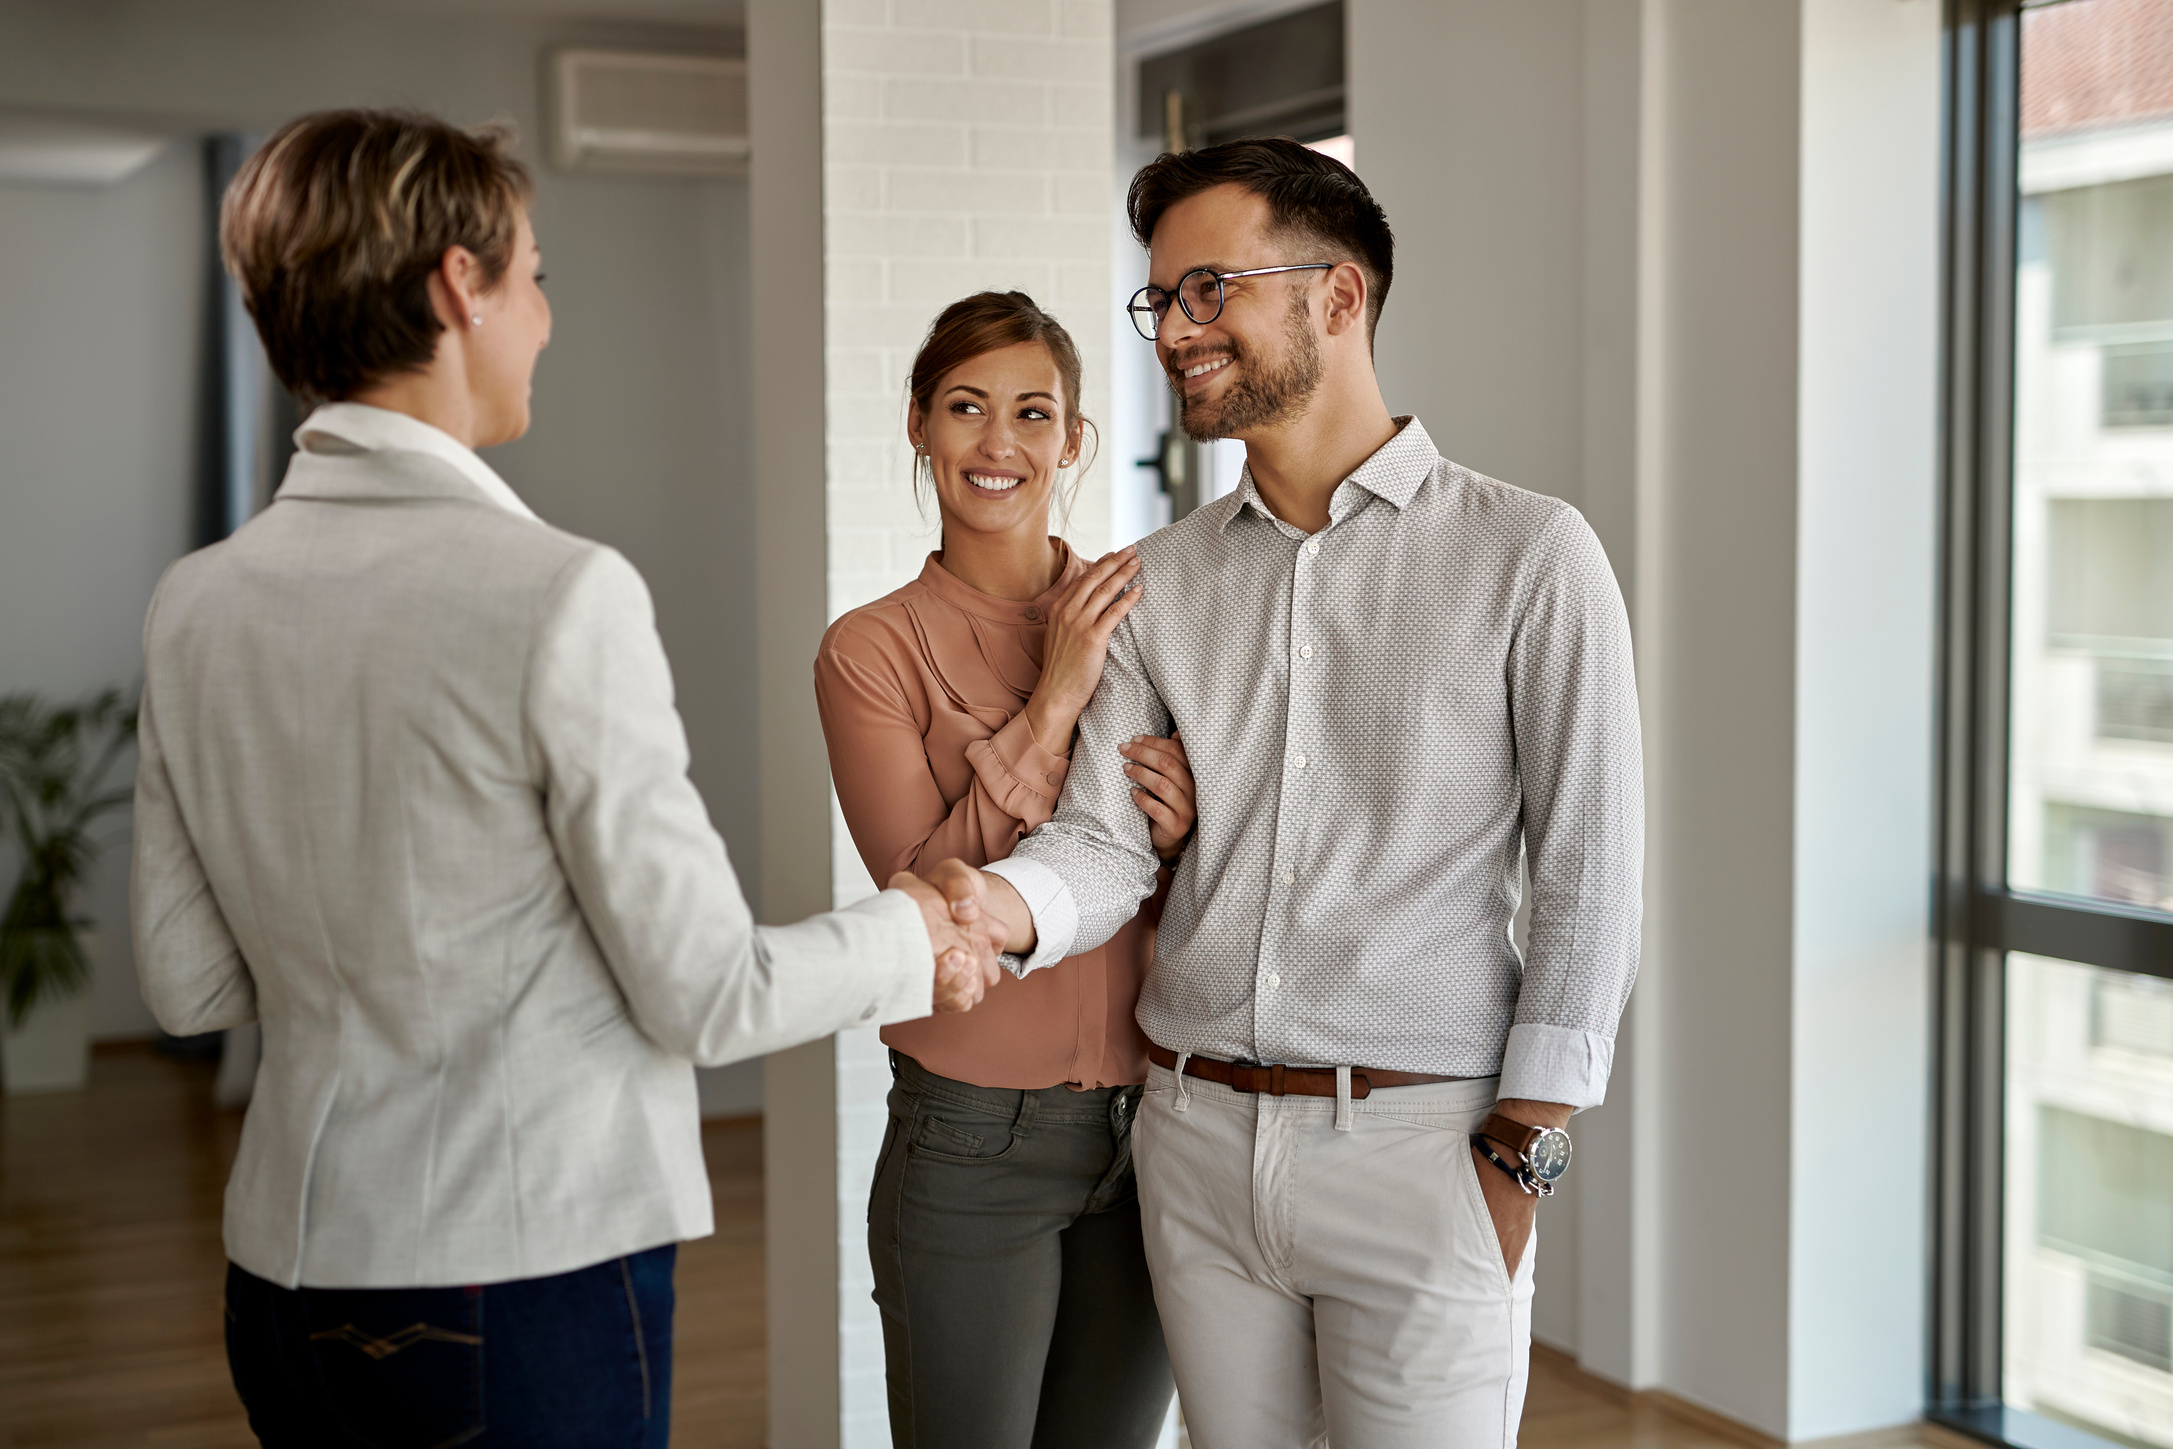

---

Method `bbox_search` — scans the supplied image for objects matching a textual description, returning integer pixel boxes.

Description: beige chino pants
[1134,1062,1534,1449]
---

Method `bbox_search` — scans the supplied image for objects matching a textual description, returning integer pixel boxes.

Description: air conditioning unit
[547,48,748,177]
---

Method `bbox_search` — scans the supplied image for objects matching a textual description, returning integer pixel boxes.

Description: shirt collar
[294,403,537,521]
[1218,415,1437,534]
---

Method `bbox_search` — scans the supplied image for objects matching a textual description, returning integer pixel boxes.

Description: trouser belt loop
[1334,1065,1354,1131]
[1173,1051,1193,1112]
[1269,1063,1286,1096]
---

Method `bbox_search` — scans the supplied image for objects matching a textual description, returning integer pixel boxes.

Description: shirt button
[1292,753,1308,770]
[1306,538,1321,556]
[1045,770,1063,785]
[1281,869,1296,885]
[1266,972,1281,989]
[1298,645,1313,660]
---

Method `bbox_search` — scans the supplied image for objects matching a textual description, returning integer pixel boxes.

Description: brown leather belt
[1146,1044,1468,1101]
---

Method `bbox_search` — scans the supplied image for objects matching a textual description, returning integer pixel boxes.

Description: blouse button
[1024,605,1043,622]
[1045,771,1063,786]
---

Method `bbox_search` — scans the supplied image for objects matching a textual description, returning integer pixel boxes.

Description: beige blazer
[132,423,933,1289]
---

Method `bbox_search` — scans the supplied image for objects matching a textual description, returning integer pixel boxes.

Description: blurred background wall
[0,0,766,1112]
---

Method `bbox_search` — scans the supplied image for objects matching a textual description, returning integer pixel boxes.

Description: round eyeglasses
[1126,263,1334,341]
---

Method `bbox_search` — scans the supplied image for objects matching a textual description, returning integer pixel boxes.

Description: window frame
[1935,1,2173,1444]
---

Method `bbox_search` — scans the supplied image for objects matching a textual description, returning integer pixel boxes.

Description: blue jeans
[224,1244,675,1448]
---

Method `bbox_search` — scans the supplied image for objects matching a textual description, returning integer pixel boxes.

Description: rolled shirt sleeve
[981,855,1081,977]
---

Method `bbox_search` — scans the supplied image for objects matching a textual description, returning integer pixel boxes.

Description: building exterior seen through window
[2008,3,2173,1442]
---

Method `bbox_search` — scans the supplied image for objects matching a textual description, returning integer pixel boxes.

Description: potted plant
[0,688,135,1093]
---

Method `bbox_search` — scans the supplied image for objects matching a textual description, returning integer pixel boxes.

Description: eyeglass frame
[1126,263,1335,341]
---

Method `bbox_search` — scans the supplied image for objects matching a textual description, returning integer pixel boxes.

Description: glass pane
[2012,0,2173,913]
[2008,952,2173,1445]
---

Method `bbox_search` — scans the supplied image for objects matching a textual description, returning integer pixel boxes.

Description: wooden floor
[0,1044,765,1449]
[2,1043,1850,1449]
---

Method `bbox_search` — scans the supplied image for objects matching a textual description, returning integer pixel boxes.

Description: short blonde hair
[221,109,532,402]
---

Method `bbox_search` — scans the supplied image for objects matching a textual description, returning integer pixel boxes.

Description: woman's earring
[471,314,482,327]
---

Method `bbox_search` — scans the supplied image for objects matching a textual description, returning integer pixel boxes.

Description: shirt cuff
[981,856,1078,977]
[1497,1023,1616,1110]
[962,711,1071,830]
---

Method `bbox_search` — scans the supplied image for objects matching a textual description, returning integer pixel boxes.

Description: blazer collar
[276,403,539,519]
[272,445,506,509]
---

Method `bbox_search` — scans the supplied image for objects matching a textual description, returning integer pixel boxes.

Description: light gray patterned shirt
[986,418,1641,1107]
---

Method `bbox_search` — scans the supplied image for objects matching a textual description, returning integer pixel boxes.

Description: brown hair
[220,109,533,402]
[1128,137,1395,342]
[907,293,1098,529]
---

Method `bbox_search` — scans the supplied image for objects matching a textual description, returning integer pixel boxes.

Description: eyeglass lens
[1130,269,1225,340]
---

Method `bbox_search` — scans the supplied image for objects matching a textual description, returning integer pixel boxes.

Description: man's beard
[1170,288,1323,442]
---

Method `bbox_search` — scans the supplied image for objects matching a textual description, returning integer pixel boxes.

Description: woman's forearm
[1021,688,1083,756]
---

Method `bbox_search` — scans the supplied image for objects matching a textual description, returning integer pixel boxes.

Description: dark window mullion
[1935,0,2023,1418]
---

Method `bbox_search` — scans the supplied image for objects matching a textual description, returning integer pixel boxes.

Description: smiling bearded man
[1170,275,1324,440]
[922,137,1645,1449]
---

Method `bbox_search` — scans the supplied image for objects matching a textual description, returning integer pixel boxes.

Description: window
[1939,6,2173,1449]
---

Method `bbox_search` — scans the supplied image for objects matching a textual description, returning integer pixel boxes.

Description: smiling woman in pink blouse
[815,292,1194,1448]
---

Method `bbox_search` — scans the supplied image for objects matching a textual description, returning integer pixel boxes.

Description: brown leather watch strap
[1478,1112,1547,1157]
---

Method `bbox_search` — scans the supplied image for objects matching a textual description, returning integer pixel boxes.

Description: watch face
[1527,1128,1572,1182]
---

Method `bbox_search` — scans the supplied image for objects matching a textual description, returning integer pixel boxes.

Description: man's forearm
[981,869,1038,954]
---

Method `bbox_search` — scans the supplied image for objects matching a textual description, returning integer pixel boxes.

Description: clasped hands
[888,862,1041,1015]
[891,729,1193,1014]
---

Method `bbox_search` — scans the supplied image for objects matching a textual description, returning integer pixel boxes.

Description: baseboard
[1641,1389,1786,1449]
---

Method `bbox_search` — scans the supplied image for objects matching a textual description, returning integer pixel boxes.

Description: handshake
[890,861,1034,1014]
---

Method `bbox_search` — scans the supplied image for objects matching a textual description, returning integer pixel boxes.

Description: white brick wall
[824,0,1115,641]
[817,4,1114,1442]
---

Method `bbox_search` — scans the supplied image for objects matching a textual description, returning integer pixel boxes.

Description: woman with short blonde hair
[135,108,991,1448]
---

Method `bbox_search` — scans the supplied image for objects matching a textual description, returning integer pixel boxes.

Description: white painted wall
[1643,3,1804,1431]
[0,141,200,1041]
[0,1,760,1090]
[1355,1,1588,505]
[1789,0,1939,1438]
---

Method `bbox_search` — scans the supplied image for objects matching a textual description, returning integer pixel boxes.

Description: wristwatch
[1472,1112,1572,1197]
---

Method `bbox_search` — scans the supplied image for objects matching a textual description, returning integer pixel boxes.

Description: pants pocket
[301,1287,485,1449]
[1454,1134,1517,1296]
